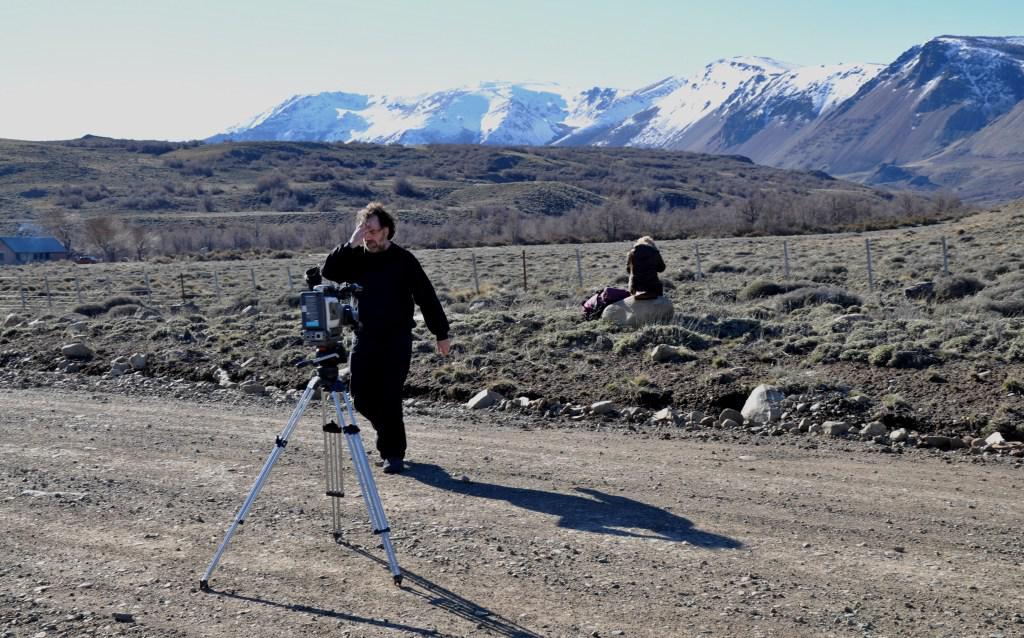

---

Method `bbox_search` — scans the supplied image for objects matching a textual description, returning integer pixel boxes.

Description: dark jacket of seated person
[627,237,665,300]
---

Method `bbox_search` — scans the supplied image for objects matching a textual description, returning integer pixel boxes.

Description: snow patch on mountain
[630,57,796,146]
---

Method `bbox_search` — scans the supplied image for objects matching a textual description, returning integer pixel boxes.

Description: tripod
[199,345,402,590]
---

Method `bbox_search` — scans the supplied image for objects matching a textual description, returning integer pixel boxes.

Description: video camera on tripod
[199,266,404,590]
[300,266,361,346]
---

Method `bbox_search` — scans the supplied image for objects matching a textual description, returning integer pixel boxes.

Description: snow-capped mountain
[555,57,882,155]
[212,82,587,146]
[211,57,877,151]
[778,36,1024,176]
[210,36,1024,201]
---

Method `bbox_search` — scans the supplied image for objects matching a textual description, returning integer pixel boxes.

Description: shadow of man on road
[403,462,741,548]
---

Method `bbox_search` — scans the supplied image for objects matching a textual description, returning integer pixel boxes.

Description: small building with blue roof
[0,236,69,265]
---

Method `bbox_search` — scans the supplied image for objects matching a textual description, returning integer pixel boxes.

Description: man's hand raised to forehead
[348,222,367,247]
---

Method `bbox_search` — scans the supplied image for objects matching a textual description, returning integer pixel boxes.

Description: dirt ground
[1,382,1022,638]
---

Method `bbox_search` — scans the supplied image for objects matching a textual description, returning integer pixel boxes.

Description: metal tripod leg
[321,391,346,536]
[199,375,319,591]
[329,389,403,586]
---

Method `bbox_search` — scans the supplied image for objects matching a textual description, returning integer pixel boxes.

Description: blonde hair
[634,236,657,249]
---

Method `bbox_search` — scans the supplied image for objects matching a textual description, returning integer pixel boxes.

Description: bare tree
[82,214,123,262]
[593,199,631,242]
[38,209,80,255]
[126,223,152,261]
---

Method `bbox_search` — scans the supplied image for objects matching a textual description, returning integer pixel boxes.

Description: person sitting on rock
[626,236,666,300]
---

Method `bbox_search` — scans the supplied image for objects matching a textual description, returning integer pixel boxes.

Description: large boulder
[467,389,503,410]
[741,384,784,424]
[61,342,94,360]
[602,296,674,329]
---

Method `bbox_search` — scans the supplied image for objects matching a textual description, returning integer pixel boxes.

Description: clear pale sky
[2,0,1022,141]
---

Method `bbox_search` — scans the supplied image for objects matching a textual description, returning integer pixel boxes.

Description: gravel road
[1,385,1022,637]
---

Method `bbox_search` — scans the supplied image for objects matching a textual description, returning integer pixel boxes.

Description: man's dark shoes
[382,457,405,474]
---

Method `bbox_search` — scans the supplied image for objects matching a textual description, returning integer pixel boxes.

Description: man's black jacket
[321,242,449,340]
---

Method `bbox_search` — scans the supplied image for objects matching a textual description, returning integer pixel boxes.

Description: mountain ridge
[211,35,1024,203]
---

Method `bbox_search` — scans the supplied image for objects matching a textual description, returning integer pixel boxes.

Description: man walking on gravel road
[321,202,451,475]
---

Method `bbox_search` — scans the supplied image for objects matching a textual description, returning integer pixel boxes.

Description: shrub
[1007,334,1024,361]
[103,296,143,311]
[888,349,940,369]
[1002,376,1023,393]
[255,171,290,193]
[809,265,848,284]
[934,275,985,301]
[777,286,861,313]
[71,303,105,317]
[738,280,786,300]
[107,304,141,318]
[393,176,422,198]
[613,324,711,354]
[544,327,609,349]
[868,344,895,366]
[737,280,807,301]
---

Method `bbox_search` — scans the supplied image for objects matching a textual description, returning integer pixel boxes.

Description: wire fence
[0,262,304,316]
[0,233,962,318]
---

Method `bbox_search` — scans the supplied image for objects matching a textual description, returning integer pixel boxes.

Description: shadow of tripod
[338,539,544,638]
[202,584,459,638]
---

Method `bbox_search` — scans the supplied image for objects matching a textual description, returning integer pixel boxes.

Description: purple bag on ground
[581,287,630,320]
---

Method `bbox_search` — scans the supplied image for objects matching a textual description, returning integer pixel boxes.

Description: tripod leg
[199,375,319,591]
[329,390,403,586]
[322,391,346,539]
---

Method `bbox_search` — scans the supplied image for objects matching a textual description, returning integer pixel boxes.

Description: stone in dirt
[822,421,849,436]
[985,432,1006,446]
[741,384,784,424]
[467,389,503,410]
[61,342,94,360]
[590,400,616,415]
[650,344,678,362]
[719,408,744,427]
[601,296,674,329]
[652,407,678,423]
[860,421,888,437]
[129,353,148,370]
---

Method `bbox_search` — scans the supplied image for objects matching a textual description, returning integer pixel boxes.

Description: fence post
[44,276,52,309]
[18,275,26,309]
[180,272,186,302]
[471,252,479,294]
[783,240,790,280]
[471,253,480,295]
[865,238,875,292]
[941,236,949,276]
[694,242,703,280]
[74,276,83,303]
[214,270,223,303]
[143,270,152,297]
[521,250,527,291]
[286,266,294,292]
[575,247,583,288]
[250,267,258,297]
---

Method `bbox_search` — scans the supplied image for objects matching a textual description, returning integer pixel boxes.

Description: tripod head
[296,341,350,391]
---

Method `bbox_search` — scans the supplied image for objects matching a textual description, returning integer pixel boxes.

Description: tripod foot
[393,574,403,587]
[199,580,210,592]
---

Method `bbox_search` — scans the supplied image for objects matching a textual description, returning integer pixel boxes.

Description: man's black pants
[348,332,413,460]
